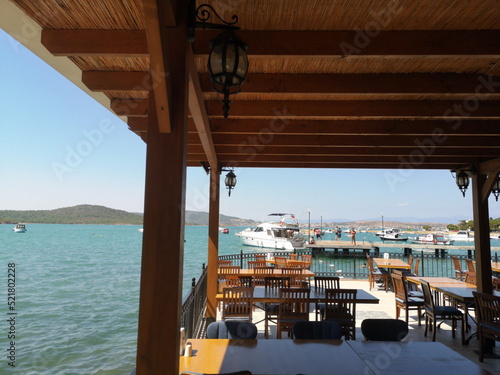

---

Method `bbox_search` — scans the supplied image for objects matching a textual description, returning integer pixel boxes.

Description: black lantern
[224,170,237,196]
[456,171,470,197]
[493,175,500,202]
[208,32,248,118]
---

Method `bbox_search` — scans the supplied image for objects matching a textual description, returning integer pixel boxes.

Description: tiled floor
[219,279,500,374]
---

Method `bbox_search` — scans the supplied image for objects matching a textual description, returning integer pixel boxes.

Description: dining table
[179,339,493,375]
[374,258,411,270]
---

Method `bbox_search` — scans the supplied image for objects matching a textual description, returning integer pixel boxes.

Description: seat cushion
[431,306,463,316]
[206,321,257,339]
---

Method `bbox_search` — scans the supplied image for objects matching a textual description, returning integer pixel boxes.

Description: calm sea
[0,224,497,374]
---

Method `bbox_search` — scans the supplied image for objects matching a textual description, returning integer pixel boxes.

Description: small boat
[445,230,474,242]
[138,228,144,233]
[409,233,454,245]
[376,228,404,238]
[13,223,27,233]
[380,232,408,241]
[220,228,229,234]
[235,213,305,251]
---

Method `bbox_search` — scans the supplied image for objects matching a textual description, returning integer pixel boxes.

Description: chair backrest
[278,288,310,321]
[264,276,290,291]
[452,256,463,271]
[420,280,435,311]
[324,288,357,321]
[413,258,420,276]
[287,260,308,269]
[281,267,305,287]
[274,256,288,268]
[473,291,500,328]
[361,319,409,341]
[465,271,477,285]
[238,275,254,288]
[301,254,313,268]
[248,260,267,269]
[289,253,299,260]
[254,266,275,286]
[221,287,254,321]
[292,320,343,339]
[465,258,476,272]
[366,256,375,272]
[255,254,266,262]
[391,273,408,302]
[225,275,242,288]
[206,321,258,339]
[219,265,241,275]
[314,276,340,293]
[408,255,414,268]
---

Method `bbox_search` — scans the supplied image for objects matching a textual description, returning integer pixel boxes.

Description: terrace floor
[217,279,500,374]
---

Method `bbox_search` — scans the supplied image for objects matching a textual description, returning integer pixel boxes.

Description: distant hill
[0,205,257,226]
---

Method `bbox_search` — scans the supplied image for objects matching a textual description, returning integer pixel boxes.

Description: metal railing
[181,265,208,339]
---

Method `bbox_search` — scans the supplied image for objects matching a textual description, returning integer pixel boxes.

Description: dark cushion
[206,321,258,339]
[428,305,463,316]
[292,320,343,339]
[361,319,409,341]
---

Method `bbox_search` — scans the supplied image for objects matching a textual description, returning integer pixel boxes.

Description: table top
[179,339,374,375]
[216,286,379,304]
[179,339,492,375]
[348,341,493,375]
[406,276,467,287]
[374,258,411,269]
[492,261,500,272]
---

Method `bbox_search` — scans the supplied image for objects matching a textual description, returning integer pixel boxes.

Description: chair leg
[478,329,484,362]
[432,317,437,342]
[424,315,429,338]
[417,307,421,326]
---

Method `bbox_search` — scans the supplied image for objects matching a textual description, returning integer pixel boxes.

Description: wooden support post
[136,1,189,373]
[206,166,220,320]
[472,172,493,294]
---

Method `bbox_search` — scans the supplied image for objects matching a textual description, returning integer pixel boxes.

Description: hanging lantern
[456,171,470,197]
[493,175,500,202]
[224,170,237,196]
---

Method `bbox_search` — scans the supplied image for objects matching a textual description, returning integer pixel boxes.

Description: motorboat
[376,228,401,237]
[408,233,454,245]
[445,230,474,242]
[220,228,229,234]
[235,213,305,251]
[379,232,408,241]
[13,223,27,233]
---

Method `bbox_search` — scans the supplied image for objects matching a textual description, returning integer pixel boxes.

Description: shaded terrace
[1,0,500,374]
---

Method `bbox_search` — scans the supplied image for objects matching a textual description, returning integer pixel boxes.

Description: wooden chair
[248,260,267,269]
[253,266,274,286]
[221,287,254,322]
[413,258,420,277]
[277,288,310,339]
[465,271,477,285]
[407,255,414,269]
[263,276,291,338]
[366,256,389,292]
[465,258,476,272]
[313,276,340,320]
[472,291,500,362]
[288,253,299,260]
[324,288,357,340]
[255,254,266,262]
[274,256,288,269]
[281,267,305,287]
[301,254,313,269]
[361,319,409,341]
[391,273,423,325]
[452,256,466,281]
[218,260,232,267]
[206,321,258,339]
[420,281,465,345]
[218,265,241,292]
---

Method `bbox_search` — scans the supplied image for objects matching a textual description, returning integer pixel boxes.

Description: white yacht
[375,228,401,237]
[445,230,474,242]
[235,213,305,251]
[13,223,27,233]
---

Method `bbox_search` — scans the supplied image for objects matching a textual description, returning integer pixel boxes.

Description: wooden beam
[191,162,456,169]
[194,30,500,57]
[111,99,149,117]
[142,0,174,133]
[200,73,500,95]
[479,158,500,203]
[187,46,218,170]
[136,1,188,374]
[41,29,148,57]
[206,100,500,119]
[40,30,500,57]
[206,166,220,320]
[202,134,500,148]
[82,72,500,96]
[207,119,500,136]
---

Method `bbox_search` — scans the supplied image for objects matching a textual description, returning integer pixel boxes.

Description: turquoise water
[0,224,244,375]
[1,224,498,374]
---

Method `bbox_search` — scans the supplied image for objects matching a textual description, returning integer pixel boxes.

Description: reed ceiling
[7,0,500,170]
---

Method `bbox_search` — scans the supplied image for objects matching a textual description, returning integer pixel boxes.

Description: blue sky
[1,29,498,224]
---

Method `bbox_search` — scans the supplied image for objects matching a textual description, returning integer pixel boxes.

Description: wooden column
[472,172,493,294]
[206,166,220,319]
[136,1,189,373]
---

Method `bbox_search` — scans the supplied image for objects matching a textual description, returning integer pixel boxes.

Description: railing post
[240,249,243,268]
[420,250,425,277]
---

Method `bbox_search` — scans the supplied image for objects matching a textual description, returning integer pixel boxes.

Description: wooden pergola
[2,0,500,373]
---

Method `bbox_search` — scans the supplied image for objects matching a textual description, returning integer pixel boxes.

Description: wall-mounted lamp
[189,1,248,119]
[451,166,476,197]
[493,175,500,201]
[224,170,237,197]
